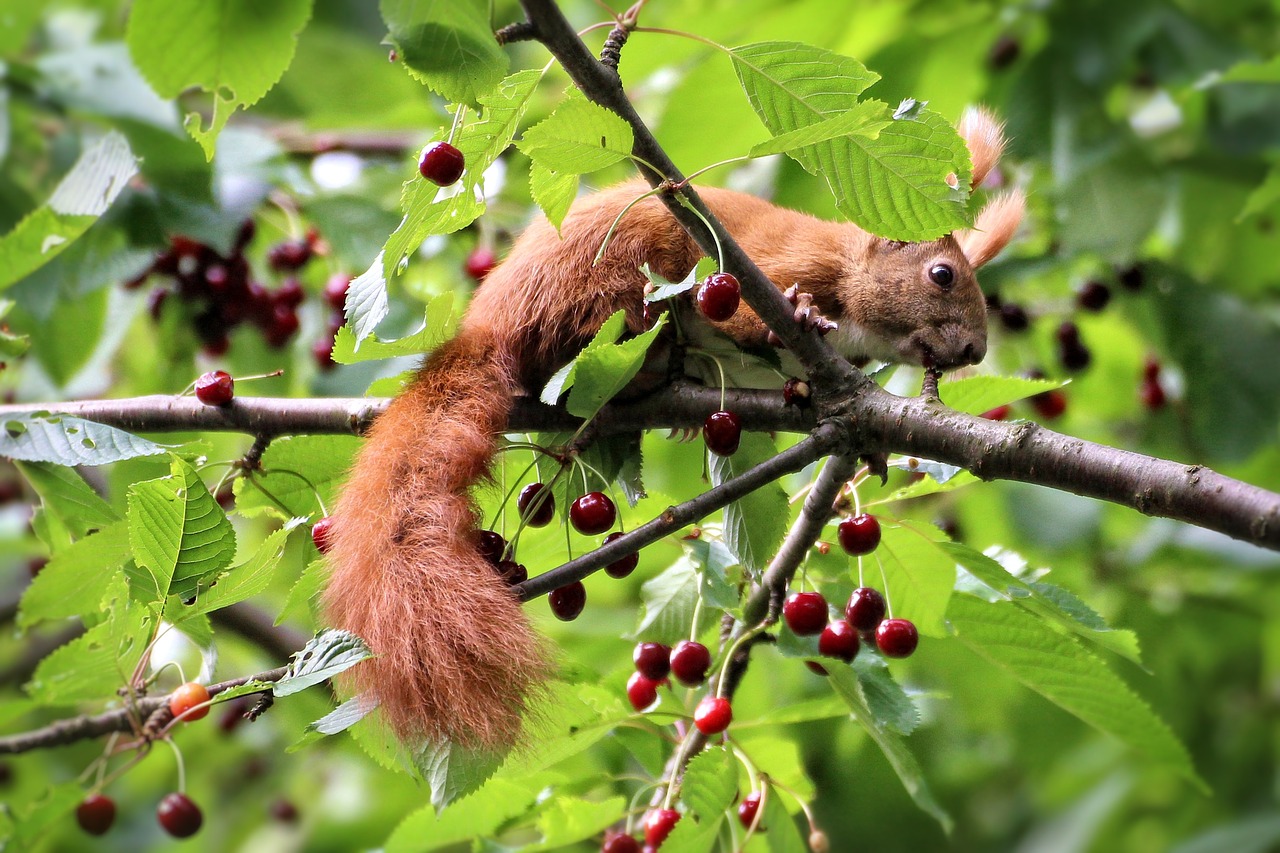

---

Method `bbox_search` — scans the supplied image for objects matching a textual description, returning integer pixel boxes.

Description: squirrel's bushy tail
[322,325,549,748]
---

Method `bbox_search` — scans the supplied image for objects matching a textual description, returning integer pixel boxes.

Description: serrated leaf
[530,161,578,231]
[518,93,634,174]
[681,746,740,821]
[127,457,236,603]
[380,0,507,106]
[635,555,702,644]
[15,461,118,537]
[710,433,790,573]
[752,694,850,726]
[175,519,304,618]
[660,812,721,853]
[274,629,373,697]
[938,375,1066,416]
[413,738,507,812]
[947,594,1201,787]
[759,784,809,853]
[827,666,953,832]
[0,132,138,291]
[566,316,668,420]
[235,435,363,518]
[306,694,378,736]
[127,0,313,158]
[18,521,130,630]
[211,680,278,703]
[748,100,890,157]
[332,293,455,364]
[7,783,84,849]
[539,311,627,405]
[853,656,919,736]
[527,796,627,851]
[385,779,540,853]
[279,557,328,626]
[0,413,168,466]
[867,520,954,637]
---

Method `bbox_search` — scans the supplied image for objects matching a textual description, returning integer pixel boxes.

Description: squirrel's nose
[932,326,986,369]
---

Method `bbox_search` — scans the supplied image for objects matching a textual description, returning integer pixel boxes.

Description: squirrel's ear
[957,107,1007,191]
[957,189,1026,269]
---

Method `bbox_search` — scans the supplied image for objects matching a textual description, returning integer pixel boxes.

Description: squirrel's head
[839,108,1025,371]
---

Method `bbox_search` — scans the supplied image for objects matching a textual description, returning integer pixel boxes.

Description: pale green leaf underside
[0,412,167,467]
[275,629,373,697]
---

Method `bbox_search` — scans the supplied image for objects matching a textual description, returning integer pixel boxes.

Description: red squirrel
[322,108,1025,749]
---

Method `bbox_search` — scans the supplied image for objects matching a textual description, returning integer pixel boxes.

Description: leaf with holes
[0,412,168,467]
[274,629,373,697]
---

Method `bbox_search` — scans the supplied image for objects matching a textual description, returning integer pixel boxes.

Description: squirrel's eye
[928,264,955,289]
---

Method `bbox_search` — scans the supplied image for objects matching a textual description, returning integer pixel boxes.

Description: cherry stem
[252,466,327,517]
[675,193,725,275]
[161,736,187,793]
[681,155,752,184]
[237,370,285,384]
[446,103,467,146]
[875,551,893,619]
[594,186,664,265]
[714,621,768,699]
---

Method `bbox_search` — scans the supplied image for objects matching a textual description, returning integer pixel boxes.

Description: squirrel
[321,108,1025,750]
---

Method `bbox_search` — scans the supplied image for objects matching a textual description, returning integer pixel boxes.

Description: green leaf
[539,310,627,405]
[0,413,168,467]
[380,0,507,106]
[127,457,236,603]
[827,666,953,832]
[127,0,314,158]
[937,375,1066,416]
[748,100,890,158]
[527,796,628,851]
[635,554,702,644]
[853,655,920,736]
[332,293,455,364]
[681,746,740,821]
[517,93,635,174]
[0,133,138,291]
[305,695,378,737]
[15,461,119,537]
[947,594,1201,788]
[710,432,789,573]
[660,812,721,853]
[868,520,955,637]
[759,783,809,853]
[6,783,84,850]
[18,521,130,631]
[274,629,373,697]
[235,435,362,518]
[1172,813,1280,853]
[413,738,508,812]
[869,470,979,506]
[0,301,30,356]
[530,161,579,232]
[278,557,328,626]
[567,316,668,420]
[1238,163,1280,222]
[174,518,304,618]
[385,778,540,853]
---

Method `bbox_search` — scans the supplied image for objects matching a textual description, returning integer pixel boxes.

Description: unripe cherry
[168,682,211,722]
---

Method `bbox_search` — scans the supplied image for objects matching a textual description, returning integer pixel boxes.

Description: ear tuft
[957,189,1026,269]
[957,107,1008,191]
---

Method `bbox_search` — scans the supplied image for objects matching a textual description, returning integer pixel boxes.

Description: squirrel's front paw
[766,285,838,346]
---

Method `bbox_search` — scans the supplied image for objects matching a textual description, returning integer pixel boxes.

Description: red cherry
[267,239,313,272]
[312,516,334,553]
[194,370,234,406]
[313,337,337,371]
[980,405,1011,421]
[169,682,211,721]
[669,640,711,686]
[782,592,828,636]
[477,530,506,566]
[324,273,351,312]
[1030,388,1067,419]
[837,514,881,555]
[418,141,466,186]
[782,377,811,408]
[517,483,555,527]
[845,587,887,632]
[549,581,586,621]
[76,794,116,835]
[603,830,643,853]
[1143,357,1162,382]
[276,278,305,308]
[570,492,616,535]
[643,809,681,848]
[875,618,919,658]
[818,619,860,662]
[265,305,300,347]
[703,410,742,456]
[157,792,203,838]
[998,302,1029,331]
[626,671,660,711]
[269,798,299,823]
[737,791,762,828]
[693,695,732,735]
[633,642,672,680]
[1140,378,1166,410]
[1077,281,1111,312]
[233,218,256,253]
[602,531,639,578]
[696,272,740,322]
[465,246,497,282]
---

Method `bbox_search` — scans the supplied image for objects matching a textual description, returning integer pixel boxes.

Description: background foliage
[1,0,1279,851]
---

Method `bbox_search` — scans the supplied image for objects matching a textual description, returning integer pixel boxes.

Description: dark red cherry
[465,247,497,282]
[875,618,919,658]
[1118,264,1145,291]
[633,642,672,680]
[275,278,305,308]
[1077,281,1111,312]
[157,792,203,838]
[1030,388,1068,420]
[194,370,234,406]
[269,798,299,823]
[313,337,337,371]
[264,305,300,347]
[643,809,681,848]
[1140,378,1166,410]
[981,404,1011,421]
[696,272,740,322]
[477,530,507,566]
[570,492,616,535]
[782,592,828,636]
[805,660,829,676]
[626,671,660,712]
[837,514,881,555]
[737,791,763,829]
[324,273,351,312]
[998,302,1029,331]
[311,516,334,553]
[496,560,528,585]
[517,483,555,527]
[549,581,586,621]
[845,587,887,632]
[703,411,741,456]
[602,531,639,578]
[267,239,313,272]
[669,640,711,686]
[603,830,643,853]
[418,141,466,186]
[693,695,732,735]
[818,619,860,662]
[76,794,116,835]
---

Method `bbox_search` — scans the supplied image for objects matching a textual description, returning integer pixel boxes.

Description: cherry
[313,337,337,372]
[602,532,639,578]
[782,592,828,636]
[845,587,887,632]
[818,619,860,662]
[194,370,234,406]
[233,218,256,252]
[626,671,660,712]
[496,559,528,585]
[1140,378,1167,410]
[265,305,300,347]
[1077,281,1111,312]
[633,642,672,680]
[737,791,763,829]
[1030,388,1068,420]
[549,581,586,621]
[477,530,507,566]
[693,695,732,735]
[517,483,555,527]
[324,273,351,311]
[998,302,1029,331]
[465,246,497,282]
[837,514,881,555]
[169,682,211,721]
[269,798,299,823]
[570,492,616,535]
[669,640,711,686]
[702,410,742,456]
[875,618,919,658]
[76,794,116,835]
[418,141,466,186]
[1056,322,1091,371]
[988,33,1021,69]
[696,272,741,322]
[603,830,643,853]
[312,516,334,553]
[276,278,305,308]
[1118,263,1146,291]
[782,377,812,408]
[157,792,203,838]
[267,239,313,272]
[981,405,1011,421]
[643,809,681,848]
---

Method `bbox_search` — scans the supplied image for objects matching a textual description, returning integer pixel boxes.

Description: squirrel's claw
[767,286,838,346]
